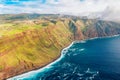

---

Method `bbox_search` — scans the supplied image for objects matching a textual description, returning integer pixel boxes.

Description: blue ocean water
[9,35,120,80]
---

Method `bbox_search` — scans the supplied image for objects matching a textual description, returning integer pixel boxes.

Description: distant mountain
[1,11,120,23]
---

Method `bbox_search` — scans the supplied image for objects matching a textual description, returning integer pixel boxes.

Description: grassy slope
[0,19,73,79]
[1,16,120,79]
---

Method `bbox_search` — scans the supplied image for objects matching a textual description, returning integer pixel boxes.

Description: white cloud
[54,0,120,15]
[0,0,120,21]
[0,4,4,8]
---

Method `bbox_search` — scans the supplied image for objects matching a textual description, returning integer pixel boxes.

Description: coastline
[7,41,74,80]
[5,54,61,80]
[7,34,120,80]
[74,34,120,44]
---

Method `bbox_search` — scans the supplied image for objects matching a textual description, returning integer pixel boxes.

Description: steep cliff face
[82,20,120,38]
[0,15,120,79]
[0,19,74,79]
[69,19,120,39]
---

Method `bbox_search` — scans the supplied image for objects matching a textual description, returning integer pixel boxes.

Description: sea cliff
[0,14,120,79]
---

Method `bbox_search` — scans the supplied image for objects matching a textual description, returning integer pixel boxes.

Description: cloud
[0,4,4,8]
[0,0,120,21]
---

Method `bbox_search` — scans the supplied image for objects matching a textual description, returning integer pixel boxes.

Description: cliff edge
[0,14,120,79]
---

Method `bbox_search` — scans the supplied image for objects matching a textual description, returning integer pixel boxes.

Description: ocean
[8,35,120,80]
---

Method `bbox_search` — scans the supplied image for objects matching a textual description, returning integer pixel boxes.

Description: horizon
[0,0,120,21]
[1,1,120,80]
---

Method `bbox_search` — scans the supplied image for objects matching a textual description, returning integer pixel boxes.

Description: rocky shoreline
[1,15,120,80]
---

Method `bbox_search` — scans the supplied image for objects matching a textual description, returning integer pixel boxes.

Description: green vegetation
[0,66,3,71]
[1,14,120,80]
[0,21,47,36]
[42,22,49,26]
[0,19,73,79]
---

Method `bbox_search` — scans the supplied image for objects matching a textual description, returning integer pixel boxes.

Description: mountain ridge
[0,14,120,79]
[1,13,120,23]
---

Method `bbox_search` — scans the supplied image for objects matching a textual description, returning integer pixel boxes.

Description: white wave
[89,37,98,40]
[8,34,119,80]
[74,40,87,44]
[89,34,120,40]
[69,48,76,51]
[80,40,86,43]
[105,34,120,38]
[8,42,74,80]
[73,48,85,56]
[79,48,85,51]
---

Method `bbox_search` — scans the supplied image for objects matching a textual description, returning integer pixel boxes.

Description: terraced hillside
[0,14,120,79]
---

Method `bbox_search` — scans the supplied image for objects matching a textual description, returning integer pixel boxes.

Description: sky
[0,0,120,20]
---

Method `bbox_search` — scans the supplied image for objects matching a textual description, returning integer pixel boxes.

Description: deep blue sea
[9,35,120,80]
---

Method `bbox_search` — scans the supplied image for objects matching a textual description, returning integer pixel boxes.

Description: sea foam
[7,42,74,80]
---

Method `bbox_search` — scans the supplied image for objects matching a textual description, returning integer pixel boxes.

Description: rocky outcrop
[0,15,120,80]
